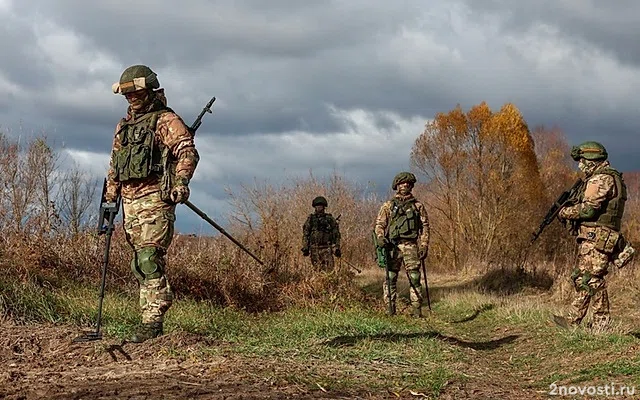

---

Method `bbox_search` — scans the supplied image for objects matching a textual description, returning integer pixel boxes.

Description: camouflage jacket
[106,91,199,201]
[559,161,626,233]
[302,212,341,249]
[374,193,430,248]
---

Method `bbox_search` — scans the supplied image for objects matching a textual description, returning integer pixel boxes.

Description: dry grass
[0,131,639,316]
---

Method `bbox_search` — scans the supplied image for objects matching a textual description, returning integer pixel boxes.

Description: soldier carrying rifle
[548,142,635,332]
[301,196,342,271]
[107,65,201,343]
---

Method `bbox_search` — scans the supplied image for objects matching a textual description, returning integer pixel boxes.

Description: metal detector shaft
[94,209,116,336]
[342,259,362,274]
[184,200,264,266]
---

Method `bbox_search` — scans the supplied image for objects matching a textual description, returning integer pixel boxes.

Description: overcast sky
[1,0,639,233]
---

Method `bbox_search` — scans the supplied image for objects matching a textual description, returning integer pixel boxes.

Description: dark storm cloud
[1,0,640,232]
[460,0,640,66]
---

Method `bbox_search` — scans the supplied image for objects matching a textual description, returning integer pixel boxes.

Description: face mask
[578,159,599,175]
[578,159,588,173]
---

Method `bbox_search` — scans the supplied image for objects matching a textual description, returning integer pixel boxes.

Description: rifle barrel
[184,200,264,266]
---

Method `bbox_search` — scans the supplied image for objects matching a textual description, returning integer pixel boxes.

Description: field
[3,267,640,400]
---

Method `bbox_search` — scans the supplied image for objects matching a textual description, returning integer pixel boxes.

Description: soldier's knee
[135,246,165,281]
[387,270,398,282]
[408,270,421,286]
[131,256,143,283]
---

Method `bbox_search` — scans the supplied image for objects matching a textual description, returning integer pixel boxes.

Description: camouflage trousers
[310,246,334,271]
[383,241,423,308]
[123,191,176,324]
[568,240,611,330]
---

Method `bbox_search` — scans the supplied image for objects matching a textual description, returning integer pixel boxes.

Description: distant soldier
[301,196,341,271]
[374,172,430,317]
[556,141,635,332]
[107,65,199,342]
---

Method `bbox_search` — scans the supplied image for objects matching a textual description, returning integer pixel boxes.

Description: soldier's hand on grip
[170,185,190,204]
[419,248,428,261]
[376,236,390,247]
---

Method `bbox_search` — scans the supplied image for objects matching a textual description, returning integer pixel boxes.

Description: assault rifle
[373,231,395,315]
[183,97,265,266]
[190,97,216,132]
[73,178,120,342]
[531,178,583,243]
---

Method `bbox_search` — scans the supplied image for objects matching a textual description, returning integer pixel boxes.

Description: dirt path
[0,323,361,400]
[436,325,549,400]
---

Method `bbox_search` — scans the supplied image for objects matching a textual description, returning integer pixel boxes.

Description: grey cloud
[1,0,640,234]
[461,0,640,66]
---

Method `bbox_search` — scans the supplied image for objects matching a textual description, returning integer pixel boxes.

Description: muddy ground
[0,323,372,400]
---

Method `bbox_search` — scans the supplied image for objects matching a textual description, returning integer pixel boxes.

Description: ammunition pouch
[112,111,165,183]
[581,227,620,254]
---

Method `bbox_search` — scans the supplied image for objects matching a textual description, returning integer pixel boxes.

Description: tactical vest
[387,198,421,241]
[111,109,168,182]
[307,213,334,246]
[580,167,627,231]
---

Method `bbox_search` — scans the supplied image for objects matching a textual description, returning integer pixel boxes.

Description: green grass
[2,274,639,398]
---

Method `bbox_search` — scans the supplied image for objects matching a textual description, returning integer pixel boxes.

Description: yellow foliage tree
[411,102,546,270]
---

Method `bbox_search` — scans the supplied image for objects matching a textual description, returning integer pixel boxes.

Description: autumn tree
[411,102,546,271]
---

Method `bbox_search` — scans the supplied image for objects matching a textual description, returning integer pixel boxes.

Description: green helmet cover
[570,141,608,161]
[312,196,328,207]
[392,172,417,190]
[113,65,160,94]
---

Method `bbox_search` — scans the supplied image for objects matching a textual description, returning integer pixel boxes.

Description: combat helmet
[312,196,328,207]
[112,65,160,94]
[570,141,608,162]
[392,172,417,190]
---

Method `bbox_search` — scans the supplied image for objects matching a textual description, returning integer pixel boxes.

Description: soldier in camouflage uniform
[557,141,635,332]
[107,65,199,342]
[301,196,341,271]
[374,172,430,317]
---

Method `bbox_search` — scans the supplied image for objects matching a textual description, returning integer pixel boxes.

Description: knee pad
[135,246,165,280]
[131,256,143,283]
[408,270,421,287]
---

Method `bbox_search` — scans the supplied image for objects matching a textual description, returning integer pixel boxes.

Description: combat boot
[410,305,423,318]
[386,302,396,316]
[130,322,163,343]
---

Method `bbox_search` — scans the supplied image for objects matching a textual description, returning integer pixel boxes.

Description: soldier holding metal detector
[374,172,431,317]
[97,64,203,343]
[74,65,264,344]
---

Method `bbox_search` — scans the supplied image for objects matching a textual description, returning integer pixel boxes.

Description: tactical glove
[377,236,390,247]
[170,184,190,204]
[334,248,341,258]
[419,248,428,261]
[301,247,310,257]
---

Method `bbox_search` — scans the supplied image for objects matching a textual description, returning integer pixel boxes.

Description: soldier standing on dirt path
[374,172,430,317]
[107,65,200,343]
[301,196,341,271]
[555,141,635,333]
